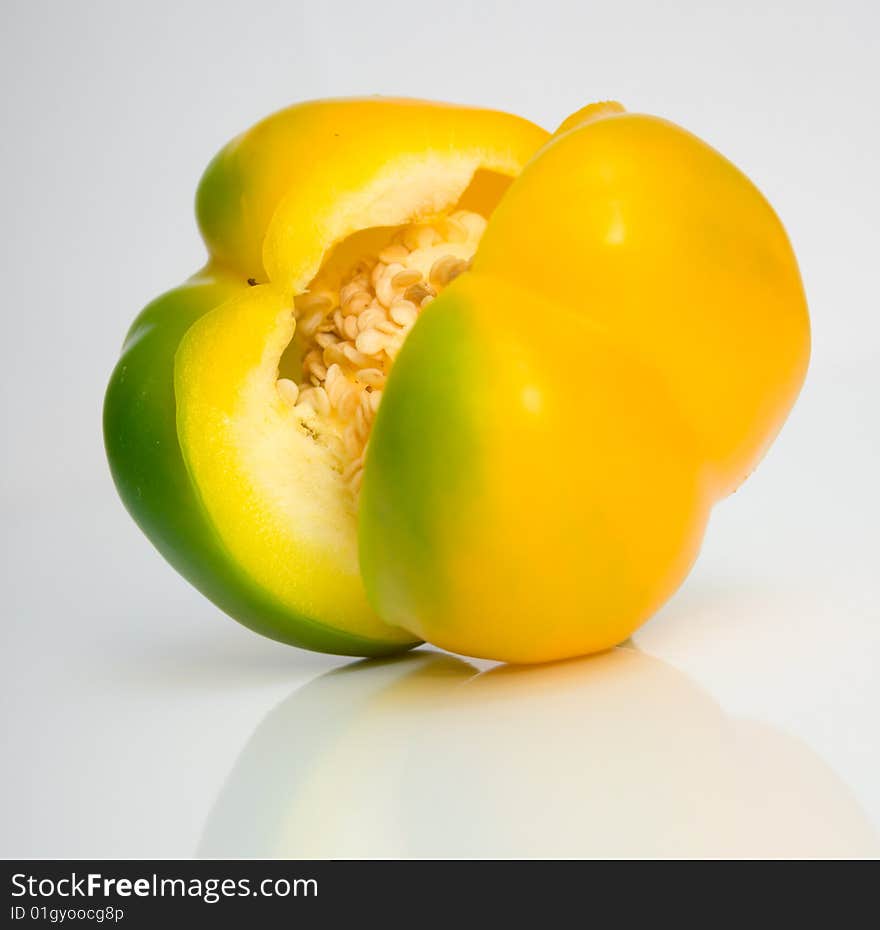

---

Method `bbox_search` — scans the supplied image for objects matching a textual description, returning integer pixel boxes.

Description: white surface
[2,0,878,858]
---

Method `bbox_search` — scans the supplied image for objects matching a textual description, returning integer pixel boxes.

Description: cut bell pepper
[105,97,809,663]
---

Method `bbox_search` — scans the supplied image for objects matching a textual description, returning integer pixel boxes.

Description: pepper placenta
[104,97,809,663]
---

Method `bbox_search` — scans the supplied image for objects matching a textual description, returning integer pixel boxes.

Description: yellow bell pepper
[104,97,809,663]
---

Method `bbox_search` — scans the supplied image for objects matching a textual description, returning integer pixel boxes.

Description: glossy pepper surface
[104,97,809,663]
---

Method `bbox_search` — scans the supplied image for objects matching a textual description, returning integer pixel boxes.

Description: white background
[2,0,878,857]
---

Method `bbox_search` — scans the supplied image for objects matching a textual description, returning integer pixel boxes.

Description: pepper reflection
[200,647,877,858]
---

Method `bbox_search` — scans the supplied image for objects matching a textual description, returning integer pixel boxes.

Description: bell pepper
[104,97,809,663]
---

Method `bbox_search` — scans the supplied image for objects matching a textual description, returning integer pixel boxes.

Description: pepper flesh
[105,97,809,663]
[104,97,547,655]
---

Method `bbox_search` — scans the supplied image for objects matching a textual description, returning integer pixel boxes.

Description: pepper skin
[360,105,810,662]
[105,97,809,664]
